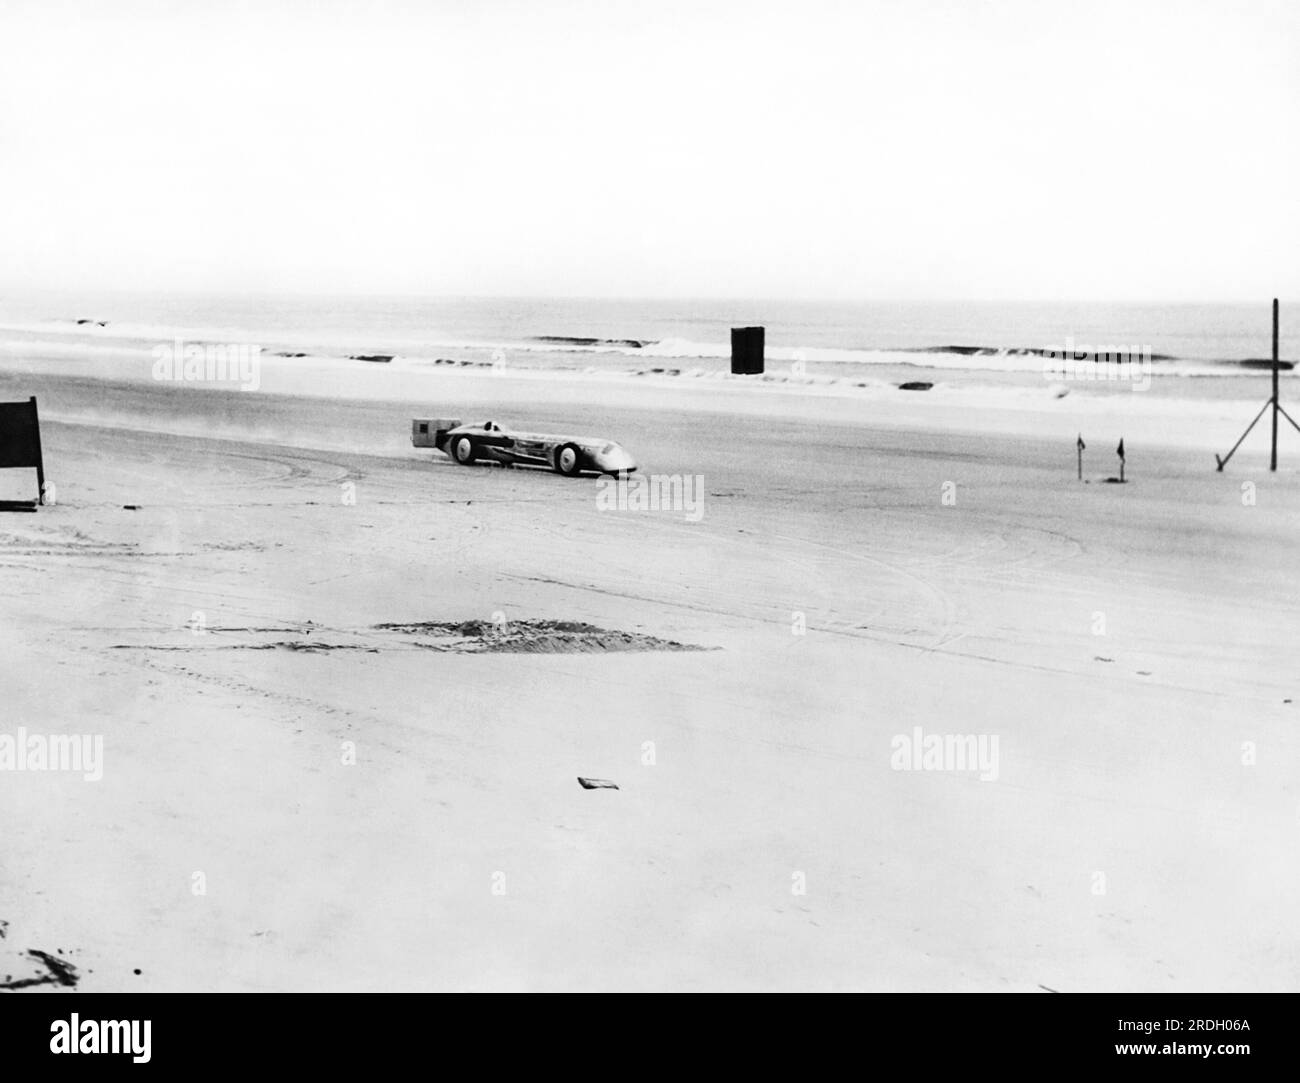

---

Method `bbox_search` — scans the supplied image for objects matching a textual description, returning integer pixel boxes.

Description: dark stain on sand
[111,619,714,655]
[376,619,712,654]
[0,949,80,991]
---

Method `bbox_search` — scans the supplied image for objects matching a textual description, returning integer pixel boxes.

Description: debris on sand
[0,949,80,990]
[898,381,934,391]
[375,619,711,654]
[111,640,376,654]
[577,777,619,790]
[113,620,712,656]
[264,641,378,654]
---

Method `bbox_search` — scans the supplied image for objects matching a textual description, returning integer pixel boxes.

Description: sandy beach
[2,350,1297,992]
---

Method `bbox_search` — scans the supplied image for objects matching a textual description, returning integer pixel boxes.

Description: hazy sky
[1,0,1296,300]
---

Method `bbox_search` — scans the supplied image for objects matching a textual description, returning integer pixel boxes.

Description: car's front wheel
[554,444,582,476]
[452,436,477,464]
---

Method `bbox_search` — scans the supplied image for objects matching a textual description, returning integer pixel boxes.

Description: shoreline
[1,342,1293,467]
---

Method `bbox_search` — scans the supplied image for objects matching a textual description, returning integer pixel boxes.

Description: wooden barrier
[731,326,765,375]
[0,397,47,506]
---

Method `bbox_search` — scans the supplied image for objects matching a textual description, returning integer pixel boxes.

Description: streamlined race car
[412,418,637,476]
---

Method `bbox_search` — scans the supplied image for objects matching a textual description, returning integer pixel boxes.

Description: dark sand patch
[375,619,710,654]
[0,949,80,990]
[111,619,711,655]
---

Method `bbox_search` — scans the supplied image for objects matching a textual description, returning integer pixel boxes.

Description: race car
[411,417,637,476]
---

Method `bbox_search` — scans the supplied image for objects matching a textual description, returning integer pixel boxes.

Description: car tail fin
[412,418,462,449]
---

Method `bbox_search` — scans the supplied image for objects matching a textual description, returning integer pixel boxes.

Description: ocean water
[0,292,1293,382]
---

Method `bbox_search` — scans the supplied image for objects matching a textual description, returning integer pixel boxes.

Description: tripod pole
[1216,398,1272,472]
[1271,298,1280,472]
[1216,299,1282,471]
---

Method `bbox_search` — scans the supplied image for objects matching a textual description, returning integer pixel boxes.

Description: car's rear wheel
[555,444,582,476]
[452,436,477,464]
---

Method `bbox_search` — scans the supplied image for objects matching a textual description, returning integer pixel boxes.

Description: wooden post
[1271,298,1279,472]
[31,397,46,504]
